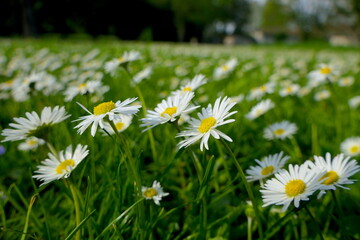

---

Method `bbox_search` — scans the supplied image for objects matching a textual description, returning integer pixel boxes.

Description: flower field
[0,39,360,240]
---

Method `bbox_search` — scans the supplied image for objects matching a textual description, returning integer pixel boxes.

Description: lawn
[0,38,360,240]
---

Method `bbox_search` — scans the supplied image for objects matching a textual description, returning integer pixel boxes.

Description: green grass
[0,38,360,240]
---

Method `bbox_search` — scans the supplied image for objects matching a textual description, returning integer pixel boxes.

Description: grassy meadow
[0,38,360,240]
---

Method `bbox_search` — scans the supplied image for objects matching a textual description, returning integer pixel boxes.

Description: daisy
[297,86,312,97]
[18,137,45,151]
[102,114,133,135]
[261,164,324,212]
[263,121,298,140]
[245,99,275,120]
[175,65,189,77]
[173,74,207,95]
[308,64,338,87]
[177,96,237,151]
[1,106,70,142]
[340,137,360,157]
[132,66,152,85]
[349,96,360,109]
[279,83,300,97]
[74,98,141,136]
[338,76,354,87]
[142,180,169,205]
[0,79,14,91]
[140,92,198,130]
[246,152,290,182]
[214,58,238,80]
[33,144,89,186]
[247,82,275,100]
[104,50,141,76]
[306,153,360,196]
[314,89,331,101]
[64,80,105,102]
[230,94,244,104]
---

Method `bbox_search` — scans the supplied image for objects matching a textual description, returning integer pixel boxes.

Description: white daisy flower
[104,50,141,76]
[18,137,45,151]
[33,144,89,186]
[175,65,189,77]
[178,113,191,126]
[1,106,70,142]
[177,96,237,151]
[261,164,324,212]
[74,98,141,136]
[140,92,198,130]
[173,74,207,95]
[247,82,275,101]
[349,96,360,109]
[230,94,244,104]
[64,80,102,101]
[297,86,312,97]
[308,64,338,87]
[142,180,169,205]
[246,152,290,182]
[245,99,275,120]
[314,89,331,101]
[306,153,360,196]
[214,58,238,80]
[132,66,152,85]
[104,60,120,76]
[263,120,298,140]
[279,84,300,97]
[338,76,354,87]
[340,137,360,157]
[0,79,14,91]
[102,114,133,135]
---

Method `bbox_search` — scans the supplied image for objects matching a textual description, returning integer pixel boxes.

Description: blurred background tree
[0,0,358,43]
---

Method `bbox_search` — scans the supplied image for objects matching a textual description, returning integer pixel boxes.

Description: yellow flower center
[350,145,359,154]
[198,117,216,133]
[286,87,293,93]
[118,57,124,62]
[222,65,230,71]
[93,101,116,115]
[260,86,267,92]
[261,166,275,176]
[28,139,38,146]
[273,129,285,136]
[143,188,157,198]
[183,87,192,92]
[285,179,306,197]
[77,83,87,90]
[5,80,14,85]
[161,107,177,117]
[115,122,125,130]
[320,66,332,75]
[55,159,75,174]
[320,171,339,185]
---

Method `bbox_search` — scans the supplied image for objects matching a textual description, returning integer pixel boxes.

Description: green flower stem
[303,206,325,240]
[311,124,320,155]
[327,79,342,144]
[123,66,157,161]
[247,216,252,240]
[290,136,302,163]
[46,142,58,157]
[108,121,146,239]
[220,139,264,240]
[331,191,350,240]
[69,182,81,240]
[20,195,36,240]
[264,198,313,239]
[172,121,203,183]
